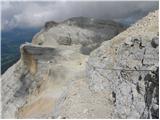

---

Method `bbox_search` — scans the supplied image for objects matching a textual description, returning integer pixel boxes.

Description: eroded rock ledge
[20,44,57,74]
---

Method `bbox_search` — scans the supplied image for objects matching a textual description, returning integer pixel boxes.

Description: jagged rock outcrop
[32,17,124,55]
[2,43,88,118]
[2,17,124,118]
[1,44,60,118]
[44,21,58,30]
[87,10,159,119]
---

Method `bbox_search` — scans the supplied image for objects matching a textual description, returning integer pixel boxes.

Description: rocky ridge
[2,17,124,118]
[87,10,159,118]
[1,11,159,119]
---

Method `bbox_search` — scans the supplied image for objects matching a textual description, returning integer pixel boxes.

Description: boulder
[44,21,58,30]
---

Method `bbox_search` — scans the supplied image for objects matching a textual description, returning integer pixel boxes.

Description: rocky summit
[1,11,159,119]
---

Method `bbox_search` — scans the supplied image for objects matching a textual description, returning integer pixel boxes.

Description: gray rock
[151,37,159,48]
[87,10,159,119]
[32,17,124,55]
[45,21,58,30]
[2,11,158,119]
[2,17,124,118]
[57,35,72,45]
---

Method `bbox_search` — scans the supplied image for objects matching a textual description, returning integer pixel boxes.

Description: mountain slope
[87,10,159,118]
[1,10,159,119]
[2,10,159,119]
[1,17,124,118]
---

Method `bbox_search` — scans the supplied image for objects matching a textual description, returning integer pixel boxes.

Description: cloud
[1,1,158,31]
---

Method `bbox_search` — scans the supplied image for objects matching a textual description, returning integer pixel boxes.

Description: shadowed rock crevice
[142,68,159,119]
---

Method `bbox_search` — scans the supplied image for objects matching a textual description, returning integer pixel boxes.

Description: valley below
[1,28,40,74]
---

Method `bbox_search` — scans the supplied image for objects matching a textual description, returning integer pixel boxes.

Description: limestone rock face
[2,43,87,118]
[32,17,124,55]
[2,61,25,118]
[2,11,159,119]
[2,17,124,118]
[87,11,159,118]
[44,21,58,30]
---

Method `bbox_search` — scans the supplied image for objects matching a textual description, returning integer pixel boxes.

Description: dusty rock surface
[32,17,124,55]
[2,17,123,118]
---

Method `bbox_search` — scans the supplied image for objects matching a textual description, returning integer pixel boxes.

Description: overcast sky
[1,1,158,31]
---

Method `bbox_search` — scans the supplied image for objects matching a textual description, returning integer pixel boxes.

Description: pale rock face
[1,61,25,118]
[87,11,159,119]
[2,17,124,118]
[32,17,124,55]
[2,43,88,118]
[2,11,159,119]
